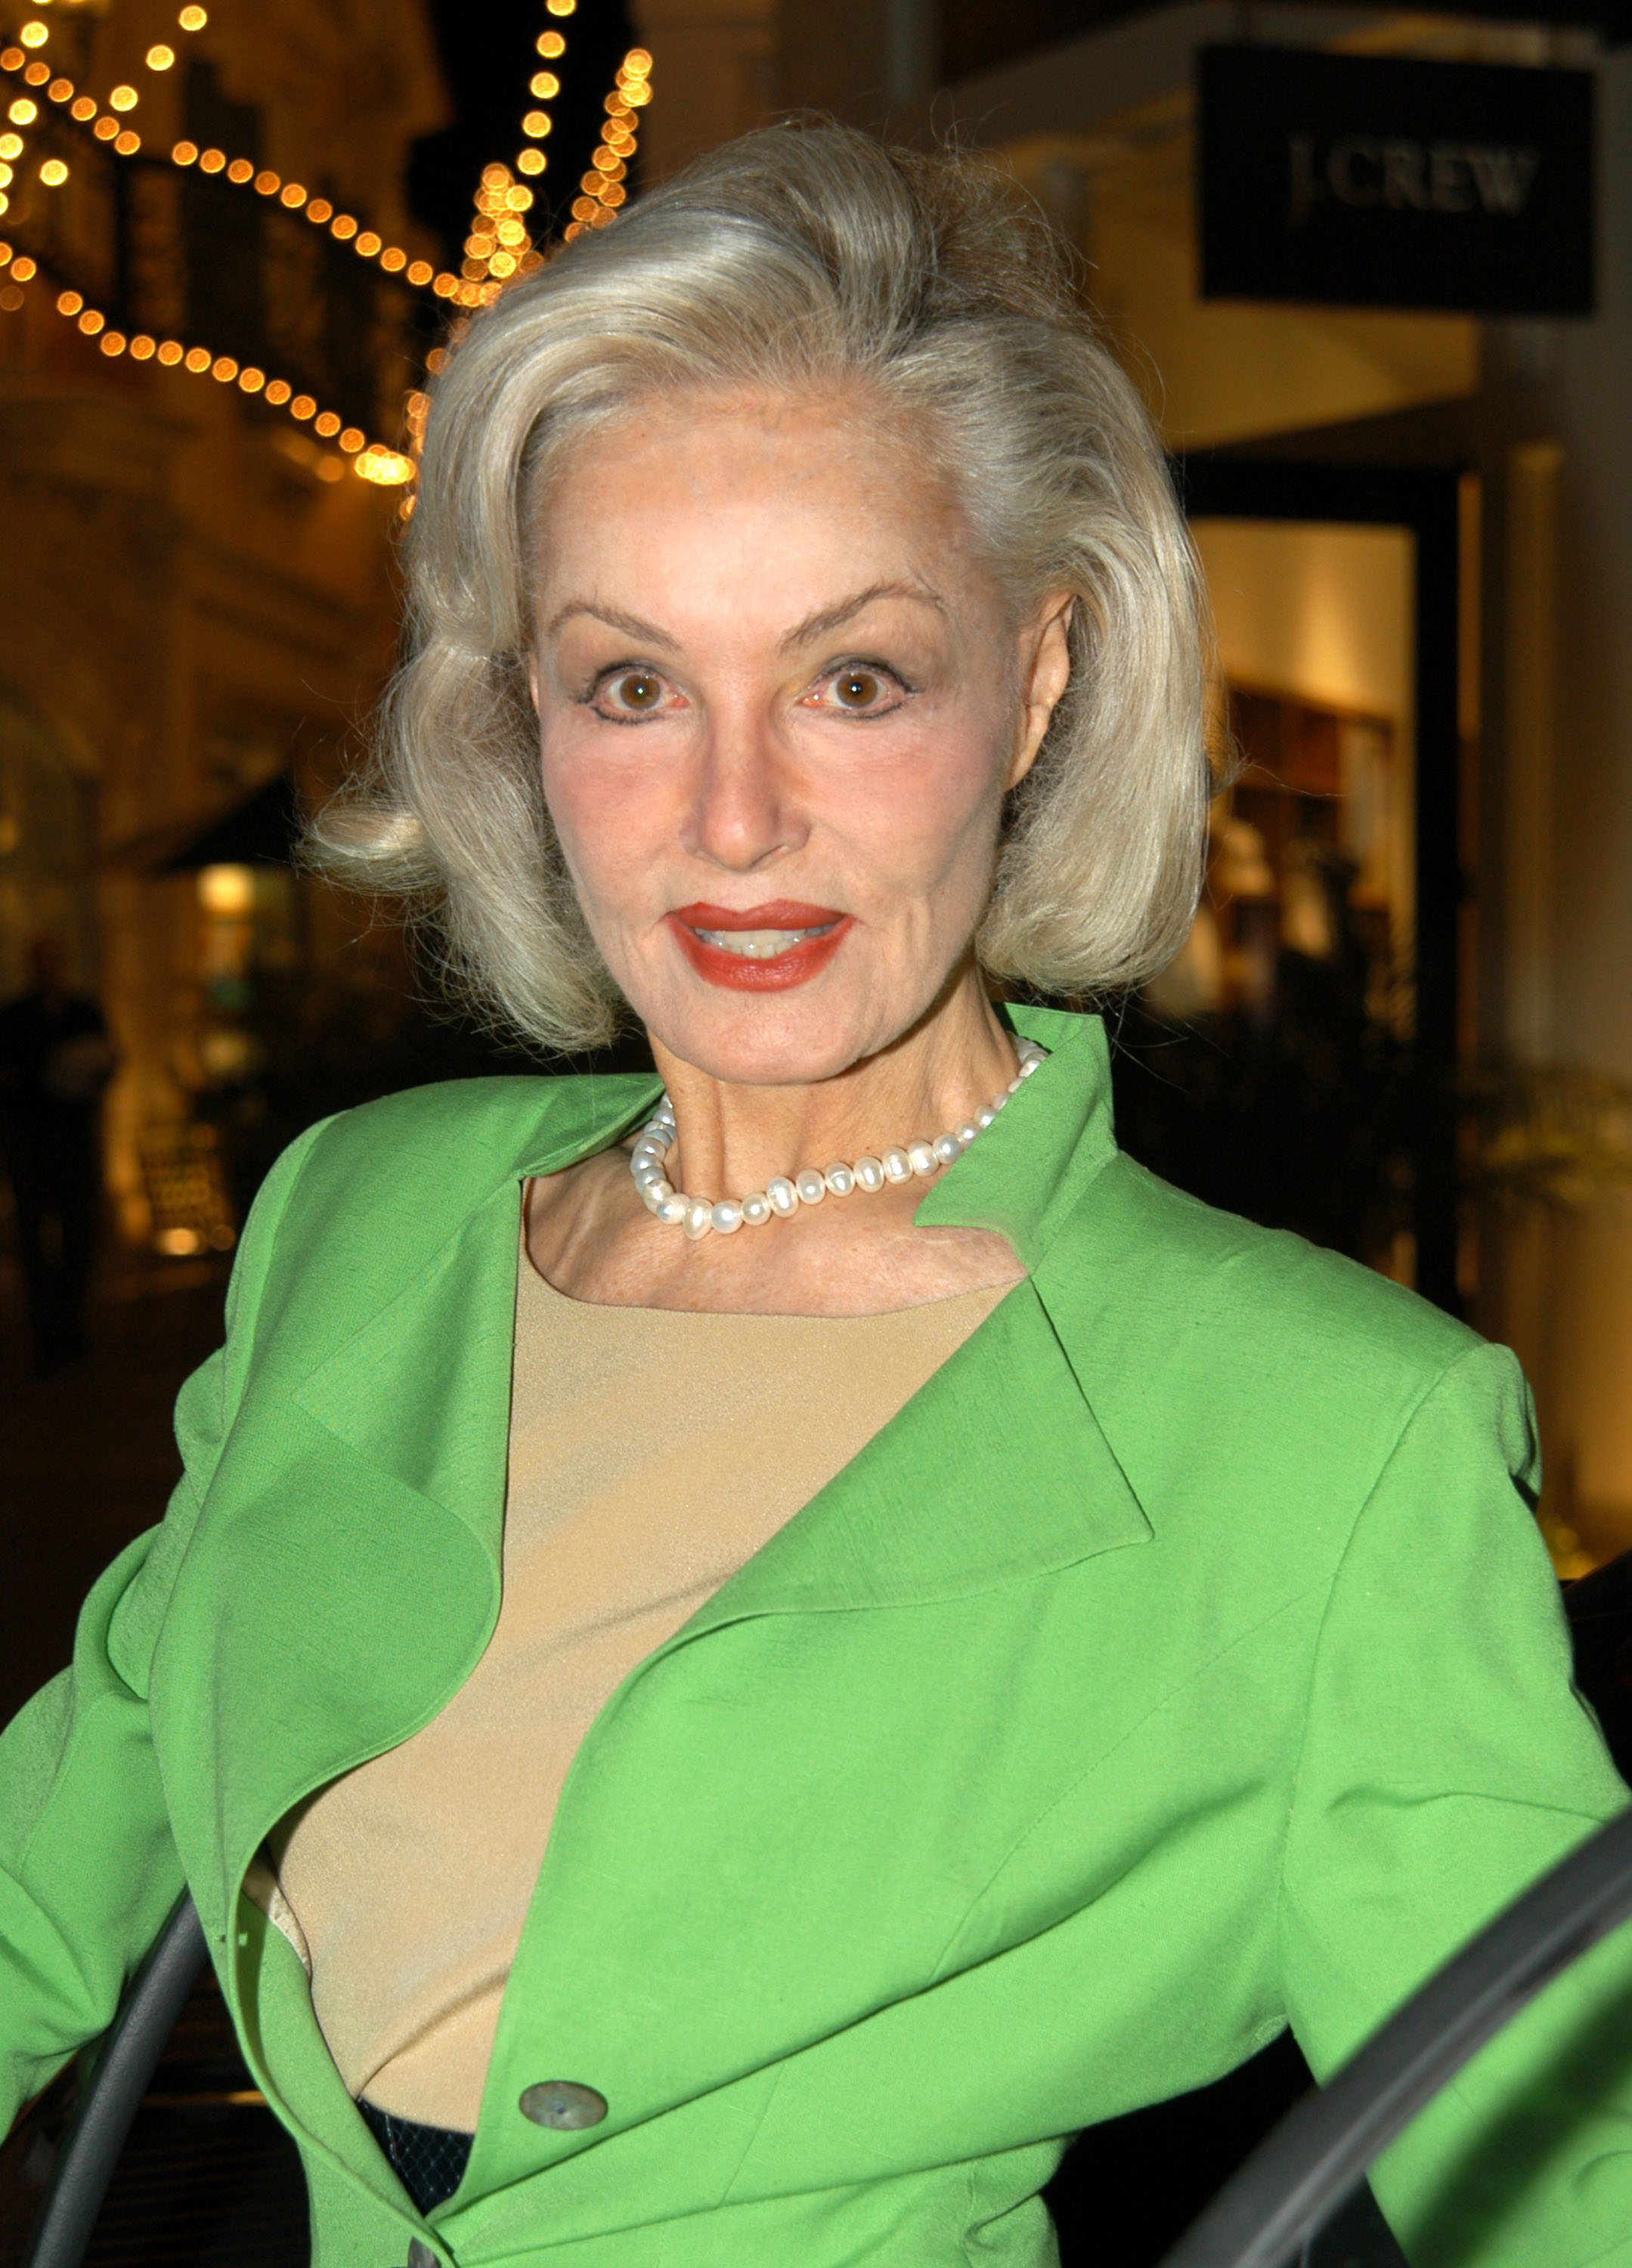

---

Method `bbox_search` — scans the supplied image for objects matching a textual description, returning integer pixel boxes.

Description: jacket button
[518,2080,609,2130]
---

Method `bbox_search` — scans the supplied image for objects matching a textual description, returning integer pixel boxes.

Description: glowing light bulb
[92,113,118,138]
[291,394,316,419]
[109,85,138,110]
[237,366,264,392]
[625,48,652,73]
[198,145,224,172]
[264,377,290,404]
[99,330,125,355]
[77,308,104,334]
[330,212,356,239]
[210,355,236,380]
[522,110,550,137]
[313,410,340,438]
[68,95,92,120]
[172,138,197,163]
[113,129,139,153]
[305,197,332,222]
[355,229,380,256]
[39,156,65,184]
[226,156,252,182]
[23,60,47,85]
[55,287,81,313]
[8,98,38,125]
[18,22,48,48]
[178,5,208,26]
[147,44,175,69]
[279,181,305,206]
[537,29,565,55]
[253,169,279,194]
[0,135,19,160]
[130,333,155,358]
[156,339,182,363]
[530,72,559,98]
[407,259,432,285]
[380,245,405,272]
[47,77,71,100]
[183,344,209,370]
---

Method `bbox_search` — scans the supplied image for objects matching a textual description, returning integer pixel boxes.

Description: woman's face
[528,387,1068,1087]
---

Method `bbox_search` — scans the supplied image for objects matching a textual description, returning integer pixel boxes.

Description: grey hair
[308,120,1211,1051]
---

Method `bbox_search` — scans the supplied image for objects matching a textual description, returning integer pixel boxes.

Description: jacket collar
[290,1004,1139,1613]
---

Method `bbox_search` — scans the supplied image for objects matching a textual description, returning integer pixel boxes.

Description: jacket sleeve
[1280,1339,1632,2267]
[0,1118,330,2137]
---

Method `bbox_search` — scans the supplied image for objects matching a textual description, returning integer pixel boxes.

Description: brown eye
[834,668,881,708]
[609,669,661,711]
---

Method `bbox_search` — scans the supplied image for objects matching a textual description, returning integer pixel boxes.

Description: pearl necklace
[630,1037,1049,1239]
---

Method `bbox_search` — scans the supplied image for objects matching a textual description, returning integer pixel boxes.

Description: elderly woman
[2,122,1630,2268]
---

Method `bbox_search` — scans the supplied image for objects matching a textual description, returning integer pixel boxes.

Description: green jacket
[5,1004,1632,2268]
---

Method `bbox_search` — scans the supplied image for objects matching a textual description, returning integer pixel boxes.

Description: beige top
[270,1250,1006,2130]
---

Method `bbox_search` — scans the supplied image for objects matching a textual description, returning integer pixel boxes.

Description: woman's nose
[684,717,806,872]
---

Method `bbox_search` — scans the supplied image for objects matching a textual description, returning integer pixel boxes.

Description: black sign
[1197,46,1595,316]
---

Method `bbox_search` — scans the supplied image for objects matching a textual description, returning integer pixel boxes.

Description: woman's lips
[667,902,852,991]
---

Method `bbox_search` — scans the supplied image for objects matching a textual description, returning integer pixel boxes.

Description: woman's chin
[639,987,890,1092]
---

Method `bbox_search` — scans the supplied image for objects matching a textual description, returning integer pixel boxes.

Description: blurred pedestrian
[0,934,116,1373]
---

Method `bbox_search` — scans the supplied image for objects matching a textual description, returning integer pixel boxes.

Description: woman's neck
[650,972,1021,1206]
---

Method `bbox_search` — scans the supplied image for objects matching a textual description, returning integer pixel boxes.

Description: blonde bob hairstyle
[309,119,1211,1053]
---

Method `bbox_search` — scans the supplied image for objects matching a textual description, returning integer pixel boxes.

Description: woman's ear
[1007,592,1075,790]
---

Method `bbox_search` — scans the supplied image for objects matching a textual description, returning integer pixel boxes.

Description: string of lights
[0,5,658,496]
[564,46,651,240]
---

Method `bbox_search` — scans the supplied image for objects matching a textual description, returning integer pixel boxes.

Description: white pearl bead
[823,1163,855,1196]
[794,1168,826,1205]
[907,1140,937,1177]
[956,1122,979,1146]
[977,1106,996,1129]
[881,1148,912,1182]
[655,1194,689,1225]
[711,1199,743,1234]
[741,1191,772,1225]
[932,1132,962,1164]
[766,1176,799,1216]
[1007,1075,1023,1094]
[853,1155,885,1193]
[639,1182,670,1213]
[683,1199,713,1239]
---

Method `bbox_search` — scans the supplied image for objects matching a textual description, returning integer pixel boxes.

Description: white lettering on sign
[1289,132,1541,225]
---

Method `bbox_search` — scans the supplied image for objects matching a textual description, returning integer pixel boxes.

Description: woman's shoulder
[1052,1148,1500,1472]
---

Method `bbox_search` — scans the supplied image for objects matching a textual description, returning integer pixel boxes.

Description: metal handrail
[21,1892,209,2268]
[1157,1806,1632,2268]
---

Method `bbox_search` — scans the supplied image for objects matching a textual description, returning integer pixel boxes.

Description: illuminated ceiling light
[210,354,236,380]
[183,343,209,370]
[178,5,208,26]
[99,329,125,355]
[8,98,38,124]
[290,392,314,418]
[146,45,175,70]
[338,425,364,451]
[130,333,155,358]
[264,377,290,404]
[172,138,197,163]
[379,245,404,272]
[592,147,619,173]
[156,338,182,363]
[0,164,9,187]
[601,181,626,206]
[313,410,340,437]
[113,128,139,153]
[480,162,507,187]
[506,184,532,210]
[522,110,550,138]
[55,286,80,313]
[39,155,65,183]
[330,212,356,239]
[93,116,119,140]
[431,271,456,296]
[355,446,413,485]
[237,364,264,390]
[109,84,138,111]
[279,181,305,206]
[68,95,92,120]
[23,60,47,85]
[226,156,252,182]
[624,48,652,73]
[530,72,559,98]
[253,169,279,194]
[546,0,576,14]
[305,196,331,222]
[77,306,103,333]
[355,229,380,256]
[407,258,432,285]
[18,21,48,48]
[0,135,18,160]
[48,76,70,99]
[537,29,565,55]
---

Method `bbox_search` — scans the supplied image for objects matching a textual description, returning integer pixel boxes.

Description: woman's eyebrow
[779,580,947,654]
[545,600,679,647]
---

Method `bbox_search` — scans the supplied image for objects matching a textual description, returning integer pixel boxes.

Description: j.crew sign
[1198,47,1595,317]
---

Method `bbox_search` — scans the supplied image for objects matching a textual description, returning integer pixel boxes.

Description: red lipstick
[667,901,852,991]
